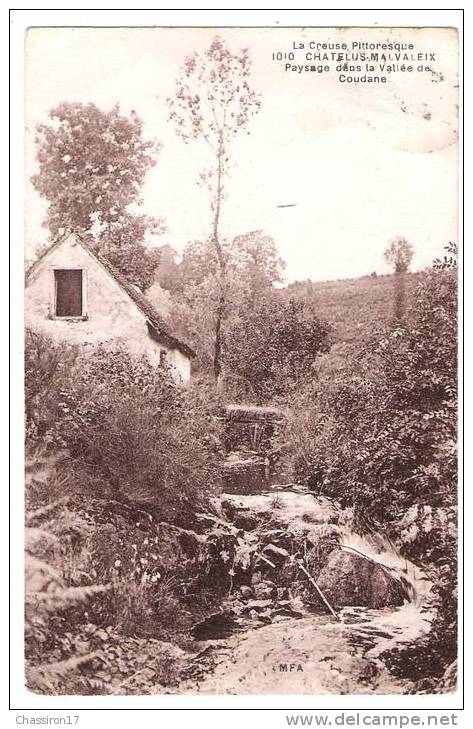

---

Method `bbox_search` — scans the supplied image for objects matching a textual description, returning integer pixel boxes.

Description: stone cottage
[25,232,195,382]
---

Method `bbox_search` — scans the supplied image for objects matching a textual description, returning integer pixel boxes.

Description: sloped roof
[26,232,196,359]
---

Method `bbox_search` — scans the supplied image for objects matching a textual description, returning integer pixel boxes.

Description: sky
[25,26,459,283]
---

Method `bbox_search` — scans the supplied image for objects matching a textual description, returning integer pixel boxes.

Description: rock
[221,596,245,615]
[239,585,253,599]
[273,601,304,618]
[272,614,291,623]
[243,599,273,611]
[434,660,457,694]
[254,581,276,600]
[233,511,259,531]
[251,571,262,586]
[258,610,273,624]
[191,612,239,641]
[220,495,260,529]
[220,499,237,519]
[263,543,290,564]
[264,530,295,552]
[316,550,406,609]
[412,677,438,694]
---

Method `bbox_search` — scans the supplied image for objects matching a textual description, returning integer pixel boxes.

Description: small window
[54,269,83,317]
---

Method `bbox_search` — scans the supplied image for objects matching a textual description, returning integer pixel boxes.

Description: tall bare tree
[168,36,261,381]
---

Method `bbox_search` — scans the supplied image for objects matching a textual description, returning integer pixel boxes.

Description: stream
[184,606,433,694]
[180,484,435,695]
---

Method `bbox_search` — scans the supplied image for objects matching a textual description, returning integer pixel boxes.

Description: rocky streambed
[182,605,434,694]
[164,487,443,695]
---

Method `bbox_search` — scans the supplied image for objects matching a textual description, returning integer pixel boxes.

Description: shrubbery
[25,460,193,694]
[25,335,223,525]
[25,335,225,693]
[24,248,458,692]
[225,297,331,402]
[281,259,458,680]
[284,265,457,524]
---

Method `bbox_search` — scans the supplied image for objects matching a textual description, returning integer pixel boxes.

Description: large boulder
[316,550,406,609]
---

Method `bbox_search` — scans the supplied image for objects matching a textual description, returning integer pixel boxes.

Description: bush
[225,296,331,402]
[25,337,223,526]
[25,456,110,694]
[280,260,457,681]
[24,452,202,694]
[284,266,457,524]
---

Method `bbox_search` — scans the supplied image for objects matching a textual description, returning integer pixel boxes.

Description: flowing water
[183,487,434,695]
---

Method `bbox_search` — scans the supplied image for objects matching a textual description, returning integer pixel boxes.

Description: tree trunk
[212,134,226,383]
[394,270,406,321]
[214,293,225,383]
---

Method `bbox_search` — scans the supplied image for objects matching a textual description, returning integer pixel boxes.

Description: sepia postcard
[14,14,461,711]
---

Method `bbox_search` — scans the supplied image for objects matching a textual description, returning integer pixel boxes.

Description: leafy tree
[384,237,414,273]
[154,244,182,292]
[179,239,218,289]
[165,232,285,380]
[168,37,261,381]
[384,236,414,320]
[32,102,163,291]
[232,230,285,308]
[433,241,458,271]
[285,247,457,525]
[225,297,331,402]
[96,213,162,290]
[168,256,222,375]
[145,281,173,321]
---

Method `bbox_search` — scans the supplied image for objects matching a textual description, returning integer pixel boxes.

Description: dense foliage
[24,250,458,692]
[163,238,330,400]
[25,455,205,695]
[282,258,457,679]
[25,333,222,524]
[24,333,228,694]
[225,297,331,402]
[286,266,457,522]
[32,102,163,290]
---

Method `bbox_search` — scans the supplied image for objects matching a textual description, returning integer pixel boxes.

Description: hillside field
[284,271,427,345]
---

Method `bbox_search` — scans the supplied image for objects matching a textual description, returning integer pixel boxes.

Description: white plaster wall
[25,235,192,383]
[170,347,192,383]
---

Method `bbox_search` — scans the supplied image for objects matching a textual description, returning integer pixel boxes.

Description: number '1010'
[272,52,295,60]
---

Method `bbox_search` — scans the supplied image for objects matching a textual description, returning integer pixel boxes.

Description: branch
[296,559,339,620]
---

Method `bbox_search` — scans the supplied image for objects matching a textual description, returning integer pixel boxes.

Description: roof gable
[26,232,195,359]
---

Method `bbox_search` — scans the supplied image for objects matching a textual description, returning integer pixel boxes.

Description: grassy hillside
[284,271,427,345]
